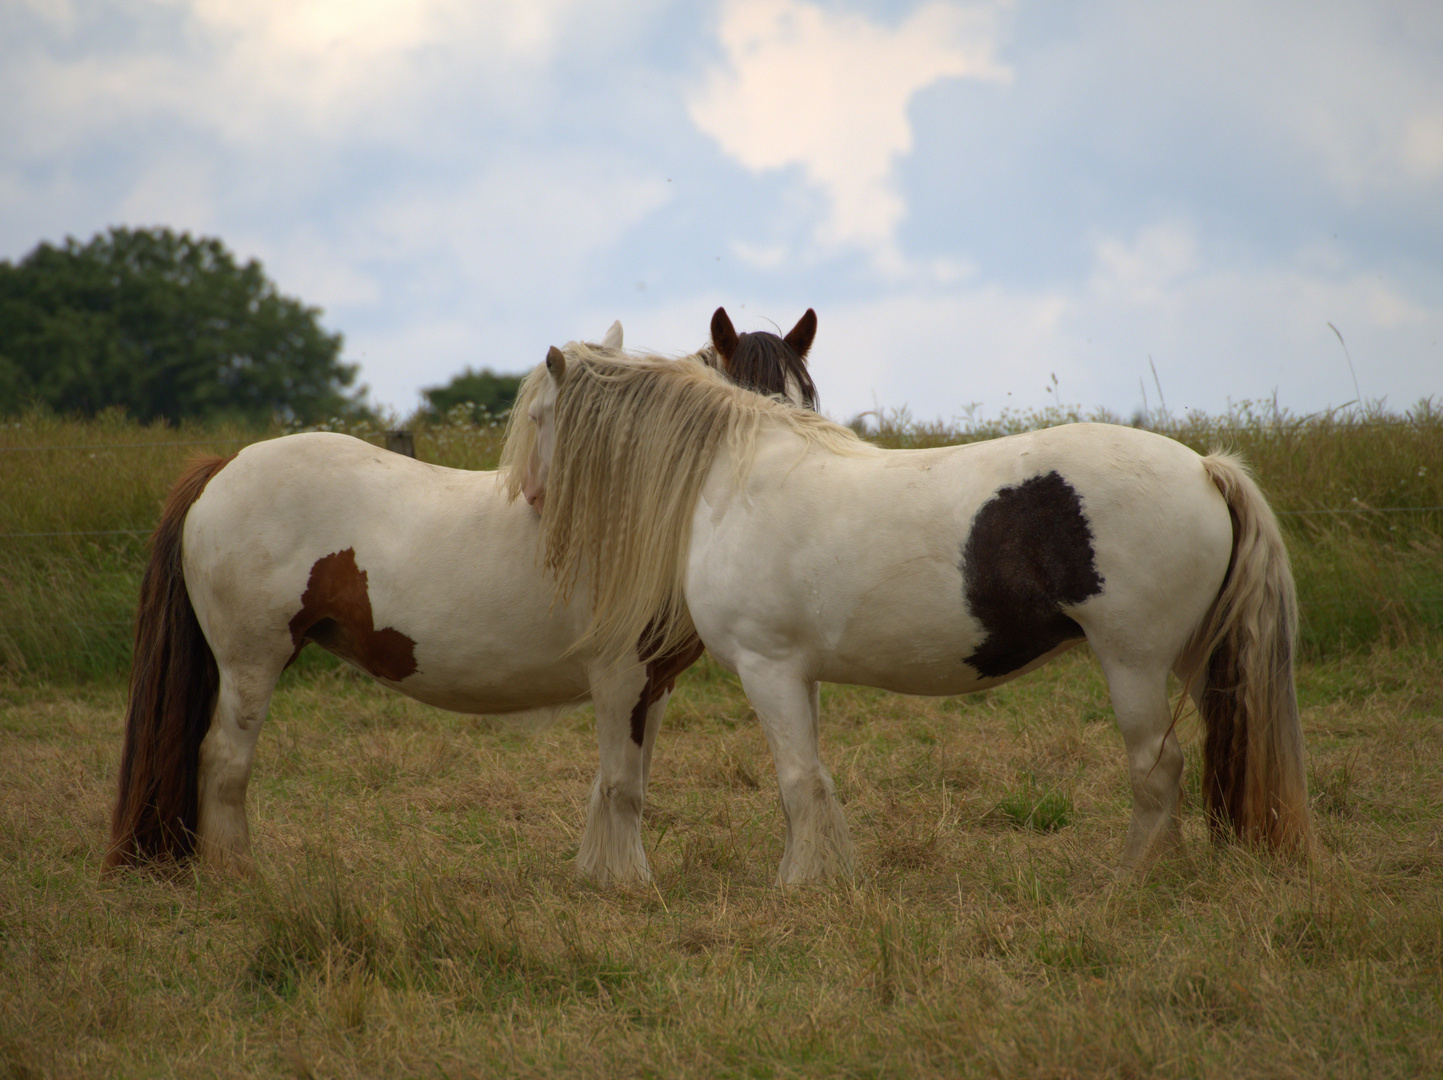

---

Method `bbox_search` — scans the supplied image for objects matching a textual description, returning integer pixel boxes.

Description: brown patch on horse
[287,549,418,681]
[105,454,235,873]
[960,471,1105,679]
[628,623,708,746]
[711,306,819,408]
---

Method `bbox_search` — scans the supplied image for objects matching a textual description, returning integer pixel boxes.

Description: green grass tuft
[990,774,1074,832]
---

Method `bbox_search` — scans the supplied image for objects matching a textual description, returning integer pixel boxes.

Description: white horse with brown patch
[515,349,1312,883]
[105,311,820,882]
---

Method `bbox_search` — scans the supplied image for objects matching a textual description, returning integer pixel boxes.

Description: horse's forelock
[730,331,819,409]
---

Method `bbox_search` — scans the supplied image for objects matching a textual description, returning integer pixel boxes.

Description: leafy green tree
[0,226,361,423]
[422,367,523,422]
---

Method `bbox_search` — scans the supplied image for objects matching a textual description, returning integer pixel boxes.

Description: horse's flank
[503,347,858,664]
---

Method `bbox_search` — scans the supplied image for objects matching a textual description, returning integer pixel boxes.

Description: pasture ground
[2,643,1440,1079]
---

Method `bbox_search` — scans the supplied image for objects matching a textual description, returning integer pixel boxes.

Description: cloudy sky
[4,0,1440,424]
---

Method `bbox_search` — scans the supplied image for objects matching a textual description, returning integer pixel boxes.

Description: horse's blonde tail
[103,455,232,875]
[1181,452,1311,856]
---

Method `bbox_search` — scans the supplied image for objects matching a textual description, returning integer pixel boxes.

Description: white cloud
[113,152,219,234]
[689,0,1009,264]
[2,0,594,157]
[1099,2,1443,203]
[268,150,674,408]
[730,239,790,270]
[176,0,572,136]
[1090,223,1198,308]
[1401,114,1443,185]
[352,154,674,298]
[1075,229,1437,412]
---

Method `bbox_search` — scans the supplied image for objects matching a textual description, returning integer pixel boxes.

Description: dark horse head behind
[709,306,819,411]
[630,306,822,747]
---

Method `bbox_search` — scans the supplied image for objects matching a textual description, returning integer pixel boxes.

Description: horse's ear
[711,307,739,367]
[546,345,567,383]
[601,321,623,350]
[784,308,817,360]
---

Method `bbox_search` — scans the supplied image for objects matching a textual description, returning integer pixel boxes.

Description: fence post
[385,430,415,458]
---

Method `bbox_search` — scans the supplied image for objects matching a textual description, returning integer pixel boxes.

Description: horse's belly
[352,585,594,714]
[818,634,1085,696]
[183,434,598,716]
[366,654,592,714]
[769,557,1089,696]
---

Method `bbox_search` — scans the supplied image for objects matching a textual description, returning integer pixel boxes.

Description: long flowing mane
[500,341,727,505]
[501,346,860,662]
[500,363,552,500]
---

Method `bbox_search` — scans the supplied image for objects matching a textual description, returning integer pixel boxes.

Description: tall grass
[2,398,1439,682]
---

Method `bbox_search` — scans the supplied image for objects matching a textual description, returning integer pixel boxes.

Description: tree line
[0,226,521,425]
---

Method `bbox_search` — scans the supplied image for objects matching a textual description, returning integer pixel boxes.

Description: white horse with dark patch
[513,348,1311,883]
[105,310,819,882]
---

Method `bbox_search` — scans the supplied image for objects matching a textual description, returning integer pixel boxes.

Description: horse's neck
[701,421,814,500]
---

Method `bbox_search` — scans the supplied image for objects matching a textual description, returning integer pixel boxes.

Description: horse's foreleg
[1102,658,1185,874]
[742,664,853,885]
[638,688,667,796]
[196,665,277,874]
[576,660,652,883]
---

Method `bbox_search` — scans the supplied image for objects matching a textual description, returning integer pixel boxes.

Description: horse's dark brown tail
[1182,453,1311,857]
[103,455,233,874]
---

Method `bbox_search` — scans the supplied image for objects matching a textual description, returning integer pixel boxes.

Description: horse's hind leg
[1099,658,1185,873]
[576,660,652,883]
[196,662,280,873]
[741,663,853,885]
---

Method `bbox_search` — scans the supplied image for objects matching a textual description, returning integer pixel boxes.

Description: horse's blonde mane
[500,363,551,502]
[502,345,861,662]
[501,341,718,503]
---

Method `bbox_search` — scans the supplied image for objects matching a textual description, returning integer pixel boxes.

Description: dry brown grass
[2,643,1440,1078]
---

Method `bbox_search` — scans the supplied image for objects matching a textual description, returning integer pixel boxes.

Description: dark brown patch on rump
[961,471,1104,679]
[288,548,418,681]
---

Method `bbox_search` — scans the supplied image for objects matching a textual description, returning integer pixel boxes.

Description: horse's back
[181,432,591,710]
[184,432,497,611]
[971,425,1235,658]
[688,422,1234,694]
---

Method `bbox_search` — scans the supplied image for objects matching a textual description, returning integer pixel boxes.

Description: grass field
[2,405,1441,1077]
[2,644,1441,1078]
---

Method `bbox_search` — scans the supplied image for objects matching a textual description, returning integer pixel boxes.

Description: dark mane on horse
[710,307,818,410]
